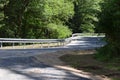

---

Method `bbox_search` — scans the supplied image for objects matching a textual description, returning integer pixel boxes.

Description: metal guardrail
[0,38,64,43]
[0,38,65,49]
[72,33,105,37]
[0,33,105,49]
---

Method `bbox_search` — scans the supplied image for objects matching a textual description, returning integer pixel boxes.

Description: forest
[0,0,120,60]
[0,0,101,39]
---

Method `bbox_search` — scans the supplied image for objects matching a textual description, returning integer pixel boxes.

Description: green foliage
[95,45,116,61]
[97,0,120,60]
[23,0,73,38]
[43,0,74,23]
[46,23,72,39]
[99,0,120,43]
[0,0,73,38]
[0,0,7,28]
[0,0,30,38]
[68,0,101,33]
[81,22,95,33]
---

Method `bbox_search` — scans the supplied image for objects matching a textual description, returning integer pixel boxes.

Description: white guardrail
[0,33,105,49]
[0,38,66,49]
[72,33,105,37]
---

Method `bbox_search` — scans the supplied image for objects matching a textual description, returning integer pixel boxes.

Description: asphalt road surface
[0,37,105,80]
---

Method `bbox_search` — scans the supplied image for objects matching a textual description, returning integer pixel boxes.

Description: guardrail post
[40,43,43,48]
[1,42,2,48]
[12,42,14,49]
[23,43,26,49]
[32,42,34,48]
[57,42,59,46]
[47,43,48,48]
[60,42,62,46]
[62,42,64,46]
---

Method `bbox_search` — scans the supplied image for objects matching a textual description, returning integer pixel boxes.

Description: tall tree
[97,0,120,59]
[0,0,74,38]
[0,0,30,38]
[0,0,9,37]
[23,0,74,38]
[68,0,101,33]
[0,0,8,27]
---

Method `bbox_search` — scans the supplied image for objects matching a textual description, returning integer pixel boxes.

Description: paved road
[0,56,92,80]
[0,37,105,80]
[65,36,105,49]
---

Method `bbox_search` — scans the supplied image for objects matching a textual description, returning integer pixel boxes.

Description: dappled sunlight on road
[0,55,91,80]
[0,68,32,80]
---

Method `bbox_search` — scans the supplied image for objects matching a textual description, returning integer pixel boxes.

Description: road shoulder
[34,50,111,80]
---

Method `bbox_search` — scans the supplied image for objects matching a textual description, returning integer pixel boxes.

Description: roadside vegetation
[0,0,100,39]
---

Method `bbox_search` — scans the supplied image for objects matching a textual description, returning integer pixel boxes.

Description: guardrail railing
[72,33,105,37]
[0,38,66,49]
[0,33,105,49]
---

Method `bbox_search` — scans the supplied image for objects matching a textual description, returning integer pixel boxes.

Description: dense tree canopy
[0,0,74,38]
[68,0,101,33]
[97,0,120,60]
[0,0,7,28]
[0,0,103,38]
[25,0,74,38]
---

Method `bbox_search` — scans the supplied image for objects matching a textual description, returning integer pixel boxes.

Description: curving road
[0,37,105,80]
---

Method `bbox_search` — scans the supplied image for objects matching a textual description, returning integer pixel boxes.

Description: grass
[60,50,120,80]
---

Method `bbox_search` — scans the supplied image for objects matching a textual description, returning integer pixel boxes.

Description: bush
[46,23,72,39]
[95,44,120,61]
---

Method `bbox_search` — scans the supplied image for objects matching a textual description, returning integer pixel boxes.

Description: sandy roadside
[34,50,111,80]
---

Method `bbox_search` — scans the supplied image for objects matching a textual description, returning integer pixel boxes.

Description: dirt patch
[60,50,120,80]
[34,50,66,65]
[34,50,112,80]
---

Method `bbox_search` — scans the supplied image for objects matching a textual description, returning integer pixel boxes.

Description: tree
[0,0,9,37]
[23,0,74,38]
[68,0,101,33]
[97,0,120,60]
[0,0,8,27]
[0,0,74,38]
[0,0,30,38]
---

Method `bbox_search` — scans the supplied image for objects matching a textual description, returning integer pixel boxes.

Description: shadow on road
[0,56,91,80]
